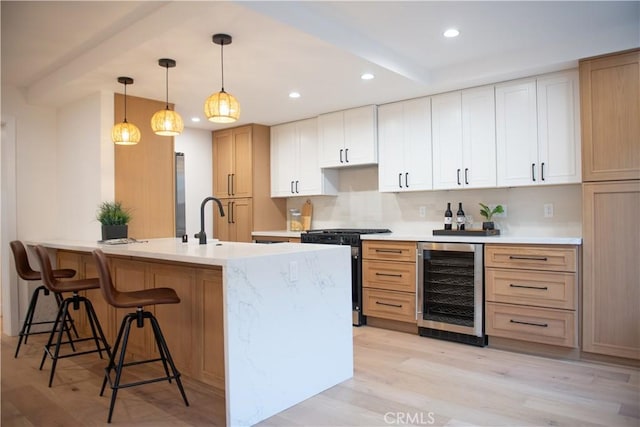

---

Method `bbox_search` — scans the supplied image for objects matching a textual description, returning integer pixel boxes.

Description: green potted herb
[97,201,131,240]
[479,203,504,230]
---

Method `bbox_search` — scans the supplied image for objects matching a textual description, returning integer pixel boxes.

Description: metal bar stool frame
[92,248,189,423]
[9,240,79,358]
[33,245,112,387]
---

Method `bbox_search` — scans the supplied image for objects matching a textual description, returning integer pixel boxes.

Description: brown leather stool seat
[33,245,111,387]
[92,248,189,423]
[9,241,78,358]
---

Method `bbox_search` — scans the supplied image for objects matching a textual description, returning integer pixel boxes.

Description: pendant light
[151,58,184,136]
[112,77,141,145]
[204,33,240,123]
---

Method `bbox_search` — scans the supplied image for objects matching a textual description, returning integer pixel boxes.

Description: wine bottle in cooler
[456,202,465,230]
[444,203,453,230]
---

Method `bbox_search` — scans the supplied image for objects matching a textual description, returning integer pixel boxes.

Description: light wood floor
[2,325,638,426]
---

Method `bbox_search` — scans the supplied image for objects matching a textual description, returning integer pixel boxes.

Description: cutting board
[301,199,313,231]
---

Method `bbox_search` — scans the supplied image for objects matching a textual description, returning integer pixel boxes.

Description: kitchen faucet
[195,196,225,244]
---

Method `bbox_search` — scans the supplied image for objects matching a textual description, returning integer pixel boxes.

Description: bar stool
[92,248,189,423]
[33,245,111,387]
[9,240,78,358]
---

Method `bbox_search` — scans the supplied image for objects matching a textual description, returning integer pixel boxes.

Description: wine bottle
[456,202,465,230]
[444,203,453,230]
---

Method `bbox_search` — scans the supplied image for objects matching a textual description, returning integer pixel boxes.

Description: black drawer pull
[509,284,548,290]
[375,249,403,254]
[375,272,403,278]
[509,255,548,261]
[376,301,402,308]
[510,319,548,328]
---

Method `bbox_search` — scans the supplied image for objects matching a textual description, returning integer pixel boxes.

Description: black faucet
[195,197,225,244]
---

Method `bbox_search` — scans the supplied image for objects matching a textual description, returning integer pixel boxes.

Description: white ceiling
[2,1,639,131]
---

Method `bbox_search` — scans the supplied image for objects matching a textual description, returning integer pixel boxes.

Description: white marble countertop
[360,233,581,245]
[252,230,581,245]
[30,237,340,266]
[252,230,302,238]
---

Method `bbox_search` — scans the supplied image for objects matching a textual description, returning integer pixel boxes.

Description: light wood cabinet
[485,244,579,348]
[319,105,378,168]
[362,240,416,324]
[115,94,175,239]
[377,97,433,192]
[432,85,496,190]
[496,70,581,187]
[582,181,640,360]
[212,124,286,242]
[580,49,640,182]
[270,118,338,197]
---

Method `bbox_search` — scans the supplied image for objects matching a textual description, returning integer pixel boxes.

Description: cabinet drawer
[486,269,576,310]
[363,241,415,262]
[485,245,577,272]
[486,302,577,348]
[363,260,415,293]
[363,288,416,323]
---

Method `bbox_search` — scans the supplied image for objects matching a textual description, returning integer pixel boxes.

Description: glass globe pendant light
[151,58,184,136]
[204,33,240,123]
[112,77,141,145]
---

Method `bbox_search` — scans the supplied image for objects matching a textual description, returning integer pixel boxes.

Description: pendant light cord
[220,39,225,92]
[165,65,170,109]
[123,82,128,123]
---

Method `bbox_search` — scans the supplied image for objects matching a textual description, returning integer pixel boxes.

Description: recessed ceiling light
[443,28,460,38]
[191,117,201,122]
[289,92,301,99]
[361,73,375,80]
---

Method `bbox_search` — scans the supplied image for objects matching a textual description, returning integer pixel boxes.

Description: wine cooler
[417,242,486,346]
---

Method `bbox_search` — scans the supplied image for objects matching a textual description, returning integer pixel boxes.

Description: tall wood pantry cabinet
[212,124,286,242]
[580,48,640,361]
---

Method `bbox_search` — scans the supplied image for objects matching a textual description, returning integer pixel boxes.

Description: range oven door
[417,242,484,338]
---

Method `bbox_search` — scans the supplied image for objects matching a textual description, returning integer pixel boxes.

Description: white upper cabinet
[432,85,496,190]
[378,97,432,192]
[271,118,338,197]
[319,105,378,168]
[496,70,581,187]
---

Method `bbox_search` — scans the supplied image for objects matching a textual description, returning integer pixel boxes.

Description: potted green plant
[479,203,504,230]
[97,201,131,241]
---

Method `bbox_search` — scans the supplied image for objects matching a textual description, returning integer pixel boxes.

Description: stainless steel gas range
[300,228,391,326]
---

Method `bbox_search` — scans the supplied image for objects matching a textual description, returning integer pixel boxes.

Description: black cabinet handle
[457,168,461,185]
[339,149,344,163]
[227,174,232,196]
[509,255,548,261]
[532,163,536,182]
[398,173,403,188]
[376,301,403,308]
[231,173,235,195]
[295,180,299,193]
[405,172,409,188]
[509,284,548,290]
[541,162,545,181]
[375,272,403,278]
[464,168,469,185]
[375,249,403,254]
[345,148,349,163]
[290,181,294,194]
[227,202,232,224]
[510,319,548,328]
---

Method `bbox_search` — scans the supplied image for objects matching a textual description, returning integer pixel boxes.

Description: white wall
[288,166,582,237]
[175,127,213,239]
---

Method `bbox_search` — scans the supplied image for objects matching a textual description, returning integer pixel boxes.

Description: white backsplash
[287,166,582,237]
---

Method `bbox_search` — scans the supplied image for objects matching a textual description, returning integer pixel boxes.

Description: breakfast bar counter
[32,238,353,426]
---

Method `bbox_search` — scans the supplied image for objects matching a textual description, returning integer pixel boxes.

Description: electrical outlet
[544,203,554,218]
[419,206,426,218]
[289,261,299,282]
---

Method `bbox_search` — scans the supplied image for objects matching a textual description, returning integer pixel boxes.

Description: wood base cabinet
[362,240,417,326]
[485,244,579,348]
[582,181,640,360]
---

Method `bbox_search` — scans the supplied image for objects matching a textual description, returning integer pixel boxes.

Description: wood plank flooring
[2,325,638,426]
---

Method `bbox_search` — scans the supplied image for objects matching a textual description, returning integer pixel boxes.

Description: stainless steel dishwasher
[417,242,486,346]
